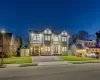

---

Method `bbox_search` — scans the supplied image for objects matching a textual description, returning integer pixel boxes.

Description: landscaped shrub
[4,51,13,58]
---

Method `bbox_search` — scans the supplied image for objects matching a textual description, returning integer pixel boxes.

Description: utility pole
[1,30,5,66]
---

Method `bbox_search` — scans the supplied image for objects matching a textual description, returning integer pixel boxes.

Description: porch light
[1,29,5,34]
[41,47,43,51]
[30,47,32,50]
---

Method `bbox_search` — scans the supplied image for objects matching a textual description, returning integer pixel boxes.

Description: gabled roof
[29,30,42,34]
[53,31,60,35]
[43,28,52,34]
[29,28,69,35]
[61,30,68,36]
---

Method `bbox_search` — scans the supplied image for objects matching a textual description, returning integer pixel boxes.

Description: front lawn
[0,57,32,64]
[59,56,95,61]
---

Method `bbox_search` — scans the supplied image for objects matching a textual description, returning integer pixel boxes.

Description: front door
[33,47,40,56]
[54,45,58,53]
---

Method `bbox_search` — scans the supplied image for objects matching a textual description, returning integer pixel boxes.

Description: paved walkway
[4,64,20,68]
[32,56,68,65]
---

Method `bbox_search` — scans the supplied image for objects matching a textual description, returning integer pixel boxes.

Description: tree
[72,34,77,43]
[70,44,77,55]
[76,31,89,40]
[96,31,100,47]
[15,36,24,56]
[19,36,24,48]
[15,36,24,49]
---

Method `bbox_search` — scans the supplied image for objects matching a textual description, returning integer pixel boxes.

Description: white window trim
[45,35,50,41]
[44,29,51,34]
[45,46,50,51]
[62,47,67,51]
[62,37,67,42]
[32,35,40,41]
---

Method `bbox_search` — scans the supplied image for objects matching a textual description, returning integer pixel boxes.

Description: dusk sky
[0,0,100,40]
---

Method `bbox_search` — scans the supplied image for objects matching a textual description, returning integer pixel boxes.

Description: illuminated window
[62,37,67,42]
[61,31,67,36]
[61,32,64,35]
[62,47,67,51]
[45,46,50,51]
[32,35,40,41]
[44,29,51,34]
[48,30,51,34]
[65,32,67,36]
[44,30,47,34]
[45,35,50,41]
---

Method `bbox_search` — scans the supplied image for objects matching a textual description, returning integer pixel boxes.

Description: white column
[51,34,53,55]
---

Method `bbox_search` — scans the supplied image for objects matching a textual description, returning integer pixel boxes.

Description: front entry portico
[30,44,42,56]
[53,45,61,55]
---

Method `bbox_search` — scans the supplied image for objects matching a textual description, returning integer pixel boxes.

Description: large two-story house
[29,28,70,56]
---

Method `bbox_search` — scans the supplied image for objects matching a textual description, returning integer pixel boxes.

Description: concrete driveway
[32,56,68,65]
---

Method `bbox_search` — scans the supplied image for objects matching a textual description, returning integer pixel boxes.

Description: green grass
[0,57,32,64]
[59,56,100,64]
[19,63,38,67]
[59,56,95,61]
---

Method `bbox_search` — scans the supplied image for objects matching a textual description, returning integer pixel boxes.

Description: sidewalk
[6,64,20,68]
[37,61,69,66]
[2,61,68,68]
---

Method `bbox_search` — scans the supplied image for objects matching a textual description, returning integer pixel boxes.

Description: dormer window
[61,30,68,36]
[62,47,67,51]
[44,30,47,34]
[61,32,64,35]
[44,28,52,34]
[48,30,51,34]
[65,32,68,36]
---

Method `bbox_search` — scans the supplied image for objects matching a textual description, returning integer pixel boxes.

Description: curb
[6,64,20,68]
[1,61,69,68]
